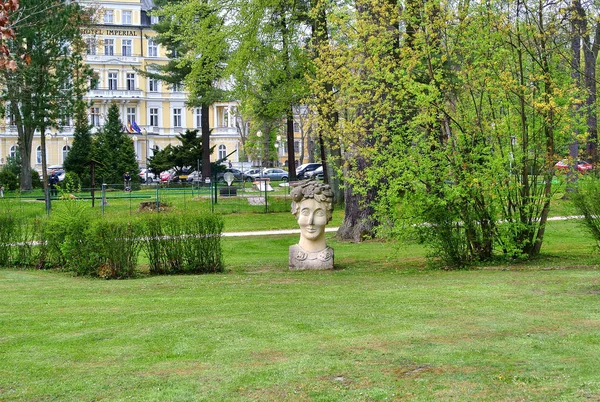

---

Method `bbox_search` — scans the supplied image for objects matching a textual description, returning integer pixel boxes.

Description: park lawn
[1,220,599,401]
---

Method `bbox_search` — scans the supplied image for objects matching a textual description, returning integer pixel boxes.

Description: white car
[139,169,156,183]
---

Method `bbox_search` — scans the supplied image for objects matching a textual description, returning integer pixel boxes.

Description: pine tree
[64,101,93,186]
[92,103,138,185]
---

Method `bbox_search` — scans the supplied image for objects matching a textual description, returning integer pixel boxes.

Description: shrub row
[0,205,224,278]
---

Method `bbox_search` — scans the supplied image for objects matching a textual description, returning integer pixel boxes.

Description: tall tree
[569,0,600,163]
[91,103,138,185]
[63,100,93,186]
[230,0,313,180]
[147,0,228,181]
[0,0,93,192]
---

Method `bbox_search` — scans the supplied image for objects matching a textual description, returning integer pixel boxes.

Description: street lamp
[142,128,148,184]
[256,130,263,172]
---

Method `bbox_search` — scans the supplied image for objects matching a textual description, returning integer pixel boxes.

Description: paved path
[222,215,584,237]
[222,227,340,237]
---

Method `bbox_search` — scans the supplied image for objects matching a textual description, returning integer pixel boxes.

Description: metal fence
[0,178,293,217]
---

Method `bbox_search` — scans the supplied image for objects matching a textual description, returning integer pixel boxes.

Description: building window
[172,82,182,92]
[294,140,300,153]
[122,10,132,25]
[218,145,226,160]
[148,77,158,92]
[173,108,182,127]
[9,145,16,158]
[62,145,70,163]
[126,107,136,124]
[86,38,96,55]
[36,146,42,164]
[149,108,159,127]
[126,73,135,90]
[104,39,114,56]
[293,122,300,132]
[148,39,158,57]
[150,15,159,25]
[122,39,132,57]
[108,72,118,90]
[194,108,202,128]
[90,107,100,126]
[104,10,114,24]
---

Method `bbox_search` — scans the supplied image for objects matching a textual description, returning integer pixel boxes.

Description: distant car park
[554,160,593,173]
[139,169,156,183]
[249,168,289,181]
[304,166,323,180]
[296,163,321,179]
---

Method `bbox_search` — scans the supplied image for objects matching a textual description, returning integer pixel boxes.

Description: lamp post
[142,128,148,184]
[256,130,263,173]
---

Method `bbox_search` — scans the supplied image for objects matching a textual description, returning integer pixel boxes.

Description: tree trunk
[201,103,211,180]
[286,108,297,180]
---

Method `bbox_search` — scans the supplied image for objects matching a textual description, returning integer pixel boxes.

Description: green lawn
[1,219,599,401]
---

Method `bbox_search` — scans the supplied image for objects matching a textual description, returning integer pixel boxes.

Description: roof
[141,0,155,11]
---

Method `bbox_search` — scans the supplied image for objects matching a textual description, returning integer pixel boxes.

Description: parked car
[216,168,252,183]
[250,168,289,181]
[296,163,322,179]
[244,168,262,177]
[139,168,156,183]
[555,160,593,173]
[160,170,175,182]
[186,171,203,183]
[304,166,323,180]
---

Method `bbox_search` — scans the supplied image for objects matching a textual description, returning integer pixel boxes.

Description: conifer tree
[91,103,138,185]
[63,101,93,186]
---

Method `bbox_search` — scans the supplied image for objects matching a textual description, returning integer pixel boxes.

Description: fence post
[101,183,106,215]
[155,183,159,212]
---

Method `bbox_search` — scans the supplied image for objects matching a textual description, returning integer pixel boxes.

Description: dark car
[216,168,251,183]
[296,163,322,179]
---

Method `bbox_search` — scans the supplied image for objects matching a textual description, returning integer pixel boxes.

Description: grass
[1,218,600,401]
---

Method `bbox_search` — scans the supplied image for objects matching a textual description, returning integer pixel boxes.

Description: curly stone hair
[290,181,334,222]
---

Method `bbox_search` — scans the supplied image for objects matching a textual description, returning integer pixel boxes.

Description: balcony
[85,51,143,64]
[86,87,143,100]
[212,126,238,137]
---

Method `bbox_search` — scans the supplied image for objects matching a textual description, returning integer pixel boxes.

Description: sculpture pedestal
[289,244,334,270]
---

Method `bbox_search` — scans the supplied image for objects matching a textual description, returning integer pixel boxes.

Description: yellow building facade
[0,0,241,172]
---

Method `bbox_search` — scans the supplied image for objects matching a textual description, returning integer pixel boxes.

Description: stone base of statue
[289,244,334,270]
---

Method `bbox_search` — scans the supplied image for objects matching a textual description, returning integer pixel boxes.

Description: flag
[131,121,142,134]
[126,121,135,133]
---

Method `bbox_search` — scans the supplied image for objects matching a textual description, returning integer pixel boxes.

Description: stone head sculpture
[289,181,334,270]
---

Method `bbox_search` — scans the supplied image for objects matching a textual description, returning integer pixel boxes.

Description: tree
[147,0,228,181]
[147,129,214,177]
[91,103,138,185]
[229,0,314,180]
[63,100,93,186]
[0,0,93,193]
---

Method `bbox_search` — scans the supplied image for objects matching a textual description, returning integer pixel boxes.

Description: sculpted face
[297,198,328,241]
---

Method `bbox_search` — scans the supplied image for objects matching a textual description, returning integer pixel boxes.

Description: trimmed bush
[142,213,224,275]
[92,219,141,279]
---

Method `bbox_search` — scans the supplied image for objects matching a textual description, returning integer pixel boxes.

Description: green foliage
[142,212,224,275]
[30,170,41,189]
[148,129,213,174]
[64,100,93,185]
[59,172,82,194]
[0,168,18,191]
[0,215,43,268]
[1,0,94,190]
[92,219,141,279]
[91,103,139,185]
[310,0,577,267]
[572,174,600,251]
